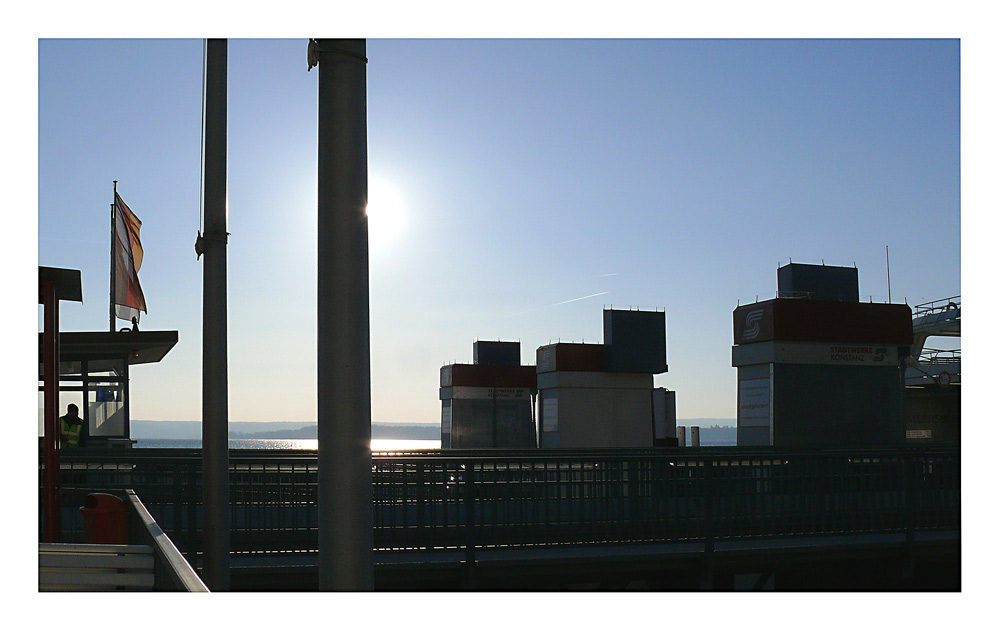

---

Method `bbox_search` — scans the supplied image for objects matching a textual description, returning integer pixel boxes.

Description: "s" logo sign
[743,309,764,341]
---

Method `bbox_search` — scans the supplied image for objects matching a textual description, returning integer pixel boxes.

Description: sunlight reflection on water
[135,438,441,450]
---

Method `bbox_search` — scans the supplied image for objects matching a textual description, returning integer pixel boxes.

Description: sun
[366,175,407,255]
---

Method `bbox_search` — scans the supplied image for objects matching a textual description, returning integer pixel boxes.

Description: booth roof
[37,330,178,366]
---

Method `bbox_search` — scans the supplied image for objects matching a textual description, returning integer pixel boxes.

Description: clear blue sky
[36,38,961,426]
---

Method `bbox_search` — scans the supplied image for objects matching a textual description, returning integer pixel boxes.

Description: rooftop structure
[732,262,912,448]
[440,341,537,448]
[777,262,859,302]
[537,308,675,448]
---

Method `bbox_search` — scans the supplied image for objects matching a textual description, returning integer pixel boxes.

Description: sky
[34,37,963,426]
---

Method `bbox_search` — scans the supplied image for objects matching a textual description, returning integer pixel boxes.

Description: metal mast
[310,38,374,590]
[109,181,117,331]
[200,37,230,591]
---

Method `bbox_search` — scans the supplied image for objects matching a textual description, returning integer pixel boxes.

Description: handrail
[125,489,209,592]
[918,348,961,364]
[46,447,959,563]
[48,443,961,461]
[912,295,960,317]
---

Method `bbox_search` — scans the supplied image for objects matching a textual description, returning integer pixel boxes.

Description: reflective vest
[61,417,82,448]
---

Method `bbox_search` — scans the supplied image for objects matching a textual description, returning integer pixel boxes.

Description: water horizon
[134,435,737,450]
[135,437,441,451]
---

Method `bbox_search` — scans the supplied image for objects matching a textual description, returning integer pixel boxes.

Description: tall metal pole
[109,181,117,332]
[886,245,892,303]
[311,38,373,590]
[201,37,230,591]
[41,280,61,542]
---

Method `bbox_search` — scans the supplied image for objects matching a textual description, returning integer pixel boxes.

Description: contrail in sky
[549,291,610,306]
[593,273,618,277]
[507,291,610,317]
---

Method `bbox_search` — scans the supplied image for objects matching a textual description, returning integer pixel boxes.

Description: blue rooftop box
[602,309,667,374]
[777,263,859,303]
[473,340,521,367]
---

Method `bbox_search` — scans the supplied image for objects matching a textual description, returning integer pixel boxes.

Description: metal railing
[42,446,959,561]
[912,296,960,318]
[125,489,209,591]
[918,348,961,364]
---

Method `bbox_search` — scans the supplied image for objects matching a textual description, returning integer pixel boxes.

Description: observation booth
[38,268,177,448]
[39,331,178,447]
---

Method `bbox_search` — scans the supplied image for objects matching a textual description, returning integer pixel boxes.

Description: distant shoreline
[131,420,442,440]
[130,419,737,441]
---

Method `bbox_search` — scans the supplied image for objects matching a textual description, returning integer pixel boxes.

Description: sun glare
[366,176,407,255]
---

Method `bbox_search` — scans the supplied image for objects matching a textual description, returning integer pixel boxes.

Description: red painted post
[41,279,61,542]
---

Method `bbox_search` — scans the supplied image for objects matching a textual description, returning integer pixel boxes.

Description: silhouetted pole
[886,245,892,303]
[310,38,374,590]
[201,37,230,591]
[109,183,116,332]
[40,279,60,542]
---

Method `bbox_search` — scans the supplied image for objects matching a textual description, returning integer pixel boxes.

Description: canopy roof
[38,330,178,367]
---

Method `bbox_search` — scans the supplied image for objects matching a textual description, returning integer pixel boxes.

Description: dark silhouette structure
[311,37,374,591]
[199,37,231,591]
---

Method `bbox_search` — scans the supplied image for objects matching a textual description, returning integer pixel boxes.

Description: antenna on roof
[886,245,892,303]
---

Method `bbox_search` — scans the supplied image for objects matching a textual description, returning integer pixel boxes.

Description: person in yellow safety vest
[60,403,83,448]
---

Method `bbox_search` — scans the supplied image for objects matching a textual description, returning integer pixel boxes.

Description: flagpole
[110,180,117,332]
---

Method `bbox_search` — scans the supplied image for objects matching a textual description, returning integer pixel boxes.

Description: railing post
[624,458,635,540]
[187,462,198,566]
[463,459,477,590]
[905,453,917,541]
[172,460,182,551]
[700,458,715,590]
[416,461,426,548]
[902,453,916,580]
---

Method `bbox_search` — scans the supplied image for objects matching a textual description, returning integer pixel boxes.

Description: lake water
[135,438,441,451]
[136,436,735,449]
